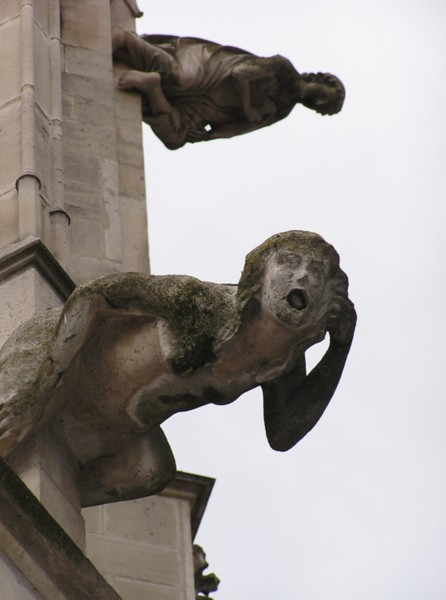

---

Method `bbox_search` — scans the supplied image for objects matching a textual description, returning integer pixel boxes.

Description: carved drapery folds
[112,30,345,149]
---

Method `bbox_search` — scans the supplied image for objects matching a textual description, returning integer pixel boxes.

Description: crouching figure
[113,29,346,149]
[0,231,355,506]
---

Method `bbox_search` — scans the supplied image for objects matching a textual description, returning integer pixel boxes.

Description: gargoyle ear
[262,308,356,452]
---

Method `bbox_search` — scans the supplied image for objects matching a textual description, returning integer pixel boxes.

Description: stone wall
[61,0,149,282]
[0,457,120,600]
[83,496,195,600]
[0,0,67,254]
[0,2,215,599]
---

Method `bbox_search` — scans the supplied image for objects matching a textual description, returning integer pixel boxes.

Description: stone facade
[0,1,213,599]
[82,472,214,600]
[61,0,149,282]
[0,457,120,600]
[0,0,149,280]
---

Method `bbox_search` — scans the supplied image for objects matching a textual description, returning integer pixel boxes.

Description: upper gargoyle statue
[112,29,346,149]
[0,231,356,506]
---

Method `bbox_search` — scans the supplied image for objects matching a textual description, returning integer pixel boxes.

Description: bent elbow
[266,424,311,452]
[266,431,295,453]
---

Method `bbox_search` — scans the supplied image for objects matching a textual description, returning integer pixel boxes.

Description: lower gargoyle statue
[0,231,356,506]
[193,545,220,599]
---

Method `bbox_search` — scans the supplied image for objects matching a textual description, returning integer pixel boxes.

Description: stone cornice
[0,457,121,600]
[161,471,216,539]
[0,236,75,300]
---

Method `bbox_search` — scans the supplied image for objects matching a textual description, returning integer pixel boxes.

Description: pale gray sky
[138,2,446,598]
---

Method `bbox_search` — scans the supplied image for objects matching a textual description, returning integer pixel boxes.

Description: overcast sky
[137,2,446,598]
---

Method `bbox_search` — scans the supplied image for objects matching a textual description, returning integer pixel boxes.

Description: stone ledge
[0,236,75,300]
[160,472,215,539]
[0,457,121,600]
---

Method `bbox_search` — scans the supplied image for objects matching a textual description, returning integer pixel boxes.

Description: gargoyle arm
[231,71,261,123]
[206,103,291,141]
[206,118,268,140]
[262,299,356,451]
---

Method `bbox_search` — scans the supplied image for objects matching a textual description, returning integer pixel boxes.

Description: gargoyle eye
[286,289,308,310]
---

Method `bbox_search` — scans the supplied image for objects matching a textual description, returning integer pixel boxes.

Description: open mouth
[286,289,308,311]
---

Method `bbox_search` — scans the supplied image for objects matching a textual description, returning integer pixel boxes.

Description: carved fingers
[327,294,357,345]
[186,127,211,143]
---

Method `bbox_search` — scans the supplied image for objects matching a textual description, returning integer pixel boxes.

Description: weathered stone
[35,110,52,203]
[0,457,121,599]
[0,0,20,23]
[103,496,183,548]
[110,0,143,29]
[82,504,103,535]
[85,534,183,584]
[113,29,346,149]
[34,24,52,115]
[61,0,112,52]
[0,231,356,506]
[34,0,50,34]
[64,153,101,187]
[9,433,86,548]
[114,74,142,120]
[0,552,40,600]
[0,0,154,592]
[62,121,117,159]
[0,189,19,248]
[101,157,122,263]
[0,103,22,195]
[69,216,104,258]
[64,46,113,81]
[113,578,183,600]
[116,140,145,169]
[70,95,116,128]
[62,72,113,102]
[0,266,63,348]
[0,19,21,107]
[83,472,212,599]
[68,254,123,284]
[193,545,220,598]
[118,162,146,199]
[119,195,149,272]
[115,115,143,145]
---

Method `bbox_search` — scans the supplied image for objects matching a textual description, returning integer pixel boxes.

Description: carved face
[300,82,340,115]
[261,250,334,345]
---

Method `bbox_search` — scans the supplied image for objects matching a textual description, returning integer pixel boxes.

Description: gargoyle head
[299,73,346,115]
[238,231,349,347]
[237,231,356,451]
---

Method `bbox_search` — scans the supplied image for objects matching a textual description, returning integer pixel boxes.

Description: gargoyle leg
[113,28,178,78]
[79,427,176,507]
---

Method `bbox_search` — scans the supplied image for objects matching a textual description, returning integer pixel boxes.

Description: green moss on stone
[237,230,340,307]
[70,273,240,375]
[0,309,62,430]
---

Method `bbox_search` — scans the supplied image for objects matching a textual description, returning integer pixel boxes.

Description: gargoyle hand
[186,127,211,143]
[327,294,357,346]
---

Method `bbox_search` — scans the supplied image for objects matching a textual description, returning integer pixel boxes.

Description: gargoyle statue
[0,231,356,506]
[112,29,345,149]
[193,545,220,599]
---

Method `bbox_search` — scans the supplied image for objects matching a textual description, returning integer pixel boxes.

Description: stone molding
[161,472,216,539]
[0,457,121,600]
[0,235,75,300]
